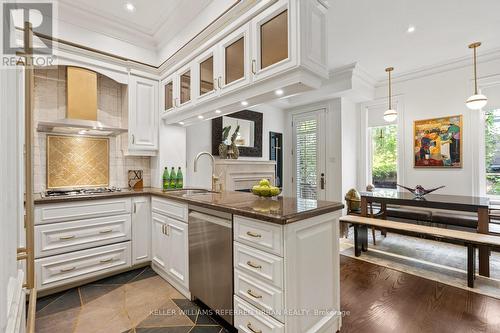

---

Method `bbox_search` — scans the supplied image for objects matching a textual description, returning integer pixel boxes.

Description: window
[370,125,397,189]
[485,109,500,195]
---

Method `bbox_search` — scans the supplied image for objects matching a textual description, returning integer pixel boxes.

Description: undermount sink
[168,189,215,197]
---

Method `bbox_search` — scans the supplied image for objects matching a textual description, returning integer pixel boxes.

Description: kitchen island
[34,188,344,333]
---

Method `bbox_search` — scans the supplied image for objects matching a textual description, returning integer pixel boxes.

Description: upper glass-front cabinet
[251,0,295,82]
[219,24,250,94]
[195,46,218,103]
[164,80,174,111]
[179,68,191,105]
[260,10,288,69]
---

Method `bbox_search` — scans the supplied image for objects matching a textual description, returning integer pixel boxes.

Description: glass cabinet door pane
[200,56,214,95]
[261,10,288,69]
[180,70,191,104]
[225,37,244,85]
[165,81,173,110]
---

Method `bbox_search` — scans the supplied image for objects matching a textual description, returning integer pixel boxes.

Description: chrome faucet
[194,151,219,192]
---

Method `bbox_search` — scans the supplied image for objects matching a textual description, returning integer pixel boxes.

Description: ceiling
[57,0,215,48]
[328,0,500,80]
[56,0,500,80]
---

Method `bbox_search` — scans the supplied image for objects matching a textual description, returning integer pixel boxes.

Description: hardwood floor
[340,255,500,333]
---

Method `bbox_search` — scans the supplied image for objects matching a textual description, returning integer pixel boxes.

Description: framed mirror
[212,110,263,157]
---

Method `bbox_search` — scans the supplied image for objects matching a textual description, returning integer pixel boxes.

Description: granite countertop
[34,188,344,224]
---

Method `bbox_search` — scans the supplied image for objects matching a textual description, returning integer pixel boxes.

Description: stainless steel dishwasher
[188,205,233,325]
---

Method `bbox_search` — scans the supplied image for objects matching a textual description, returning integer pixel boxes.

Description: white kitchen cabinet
[128,75,159,152]
[35,241,131,291]
[175,62,195,110]
[151,213,168,271]
[218,24,251,95]
[162,74,175,113]
[150,198,190,298]
[250,0,295,82]
[131,196,151,265]
[233,211,342,332]
[194,45,219,104]
[165,217,189,290]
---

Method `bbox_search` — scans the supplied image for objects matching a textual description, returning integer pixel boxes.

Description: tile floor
[35,266,230,333]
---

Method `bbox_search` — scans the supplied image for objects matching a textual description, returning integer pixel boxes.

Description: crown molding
[374,46,500,87]
[57,0,157,49]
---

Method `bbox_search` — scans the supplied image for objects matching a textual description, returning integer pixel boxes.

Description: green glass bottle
[176,167,183,189]
[169,167,177,189]
[162,167,169,190]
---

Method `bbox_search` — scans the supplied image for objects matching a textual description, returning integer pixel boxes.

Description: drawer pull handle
[246,231,262,238]
[99,229,113,234]
[247,322,262,333]
[100,258,113,263]
[247,261,262,269]
[247,289,262,299]
[59,235,75,240]
[60,266,76,272]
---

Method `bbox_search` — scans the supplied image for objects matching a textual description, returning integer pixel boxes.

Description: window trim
[476,76,500,199]
[360,95,404,191]
[367,124,398,189]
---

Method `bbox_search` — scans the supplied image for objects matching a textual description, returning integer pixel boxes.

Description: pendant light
[466,42,488,110]
[384,67,397,122]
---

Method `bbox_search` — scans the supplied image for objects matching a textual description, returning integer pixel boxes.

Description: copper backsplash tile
[47,135,109,189]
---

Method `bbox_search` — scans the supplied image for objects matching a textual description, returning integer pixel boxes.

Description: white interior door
[292,109,326,200]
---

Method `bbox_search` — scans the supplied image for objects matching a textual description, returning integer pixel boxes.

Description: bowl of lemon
[251,179,281,198]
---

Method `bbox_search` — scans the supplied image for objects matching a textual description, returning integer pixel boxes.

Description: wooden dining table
[360,190,491,277]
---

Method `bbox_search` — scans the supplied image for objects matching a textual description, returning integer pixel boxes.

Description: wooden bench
[339,215,500,288]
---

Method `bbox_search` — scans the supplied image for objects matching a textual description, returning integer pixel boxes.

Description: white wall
[151,123,187,188]
[185,104,287,189]
[340,98,359,198]
[361,56,500,196]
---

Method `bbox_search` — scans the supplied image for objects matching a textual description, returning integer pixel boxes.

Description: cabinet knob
[247,323,262,333]
[60,266,76,273]
[247,289,262,299]
[246,261,262,269]
[251,59,257,75]
[131,134,135,144]
[59,235,75,240]
[246,231,262,238]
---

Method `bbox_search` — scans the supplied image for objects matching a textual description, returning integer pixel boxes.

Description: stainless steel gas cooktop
[44,187,121,197]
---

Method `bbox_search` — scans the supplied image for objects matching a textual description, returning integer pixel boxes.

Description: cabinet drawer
[35,242,131,291]
[234,270,284,322]
[152,197,188,222]
[35,198,132,225]
[234,216,283,256]
[234,242,283,288]
[234,296,284,333]
[35,214,131,258]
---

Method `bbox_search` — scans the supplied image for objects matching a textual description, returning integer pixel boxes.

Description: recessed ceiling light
[125,2,135,12]
[241,101,248,106]
[275,89,284,96]
[407,25,416,33]
[178,121,185,125]
[215,109,221,114]
[197,115,204,120]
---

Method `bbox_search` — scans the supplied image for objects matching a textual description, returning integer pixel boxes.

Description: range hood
[37,66,127,137]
